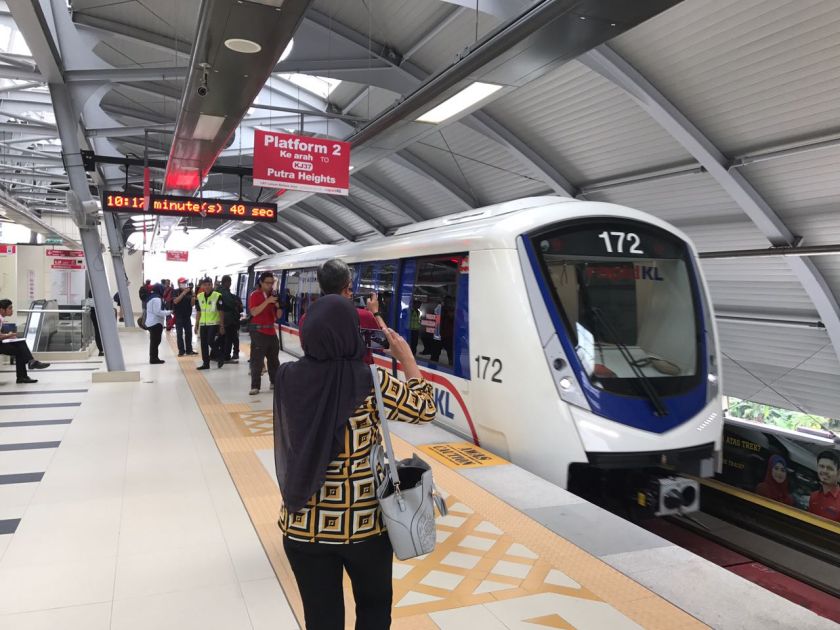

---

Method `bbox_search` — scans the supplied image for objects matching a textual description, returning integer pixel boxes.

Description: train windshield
[533,221,702,398]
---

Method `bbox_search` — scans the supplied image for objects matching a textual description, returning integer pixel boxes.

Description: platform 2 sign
[419,442,508,469]
[252,129,350,195]
[101,192,277,223]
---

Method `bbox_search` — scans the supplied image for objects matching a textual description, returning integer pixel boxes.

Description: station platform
[0,330,834,629]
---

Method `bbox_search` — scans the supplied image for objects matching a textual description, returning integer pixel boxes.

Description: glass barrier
[20,300,95,352]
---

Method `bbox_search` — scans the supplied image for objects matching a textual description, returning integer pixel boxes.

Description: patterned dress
[278,368,436,543]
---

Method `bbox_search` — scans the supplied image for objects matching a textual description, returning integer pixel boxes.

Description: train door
[396,254,475,441]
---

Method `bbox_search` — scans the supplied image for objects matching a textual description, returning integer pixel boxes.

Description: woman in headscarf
[756,454,793,505]
[274,294,436,630]
[144,283,170,365]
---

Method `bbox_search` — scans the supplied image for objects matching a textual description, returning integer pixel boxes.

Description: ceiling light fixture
[415,82,503,124]
[224,38,262,54]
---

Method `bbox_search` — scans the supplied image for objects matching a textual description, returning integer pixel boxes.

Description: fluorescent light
[415,82,503,124]
[193,114,226,140]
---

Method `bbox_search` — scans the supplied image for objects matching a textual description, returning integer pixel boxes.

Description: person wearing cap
[172,277,197,357]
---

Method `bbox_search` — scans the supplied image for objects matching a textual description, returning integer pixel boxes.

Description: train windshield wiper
[587,306,668,417]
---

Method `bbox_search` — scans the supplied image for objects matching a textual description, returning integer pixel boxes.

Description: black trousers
[199,324,218,366]
[249,331,279,389]
[223,320,240,360]
[0,341,34,378]
[283,534,393,630]
[89,307,102,353]
[175,318,193,354]
[148,324,163,362]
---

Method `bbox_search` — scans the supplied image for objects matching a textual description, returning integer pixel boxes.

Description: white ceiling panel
[484,60,692,184]
[347,185,412,229]
[305,196,375,238]
[72,0,200,44]
[361,159,464,219]
[282,207,344,244]
[611,0,840,155]
[406,8,501,74]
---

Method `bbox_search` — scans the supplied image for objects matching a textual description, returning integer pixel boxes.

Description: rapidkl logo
[434,388,455,419]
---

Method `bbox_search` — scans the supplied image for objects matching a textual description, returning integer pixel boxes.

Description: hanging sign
[0,244,16,255]
[166,250,189,262]
[50,258,85,270]
[252,129,350,195]
[46,248,84,257]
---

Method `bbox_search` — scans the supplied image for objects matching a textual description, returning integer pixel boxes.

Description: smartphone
[360,327,389,350]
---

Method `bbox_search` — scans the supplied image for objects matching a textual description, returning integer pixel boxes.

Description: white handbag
[369,365,447,560]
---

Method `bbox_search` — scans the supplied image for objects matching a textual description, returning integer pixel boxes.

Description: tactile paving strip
[172,338,707,629]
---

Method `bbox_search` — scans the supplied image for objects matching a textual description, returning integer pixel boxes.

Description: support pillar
[102,211,135,326]
[51,83,126,371]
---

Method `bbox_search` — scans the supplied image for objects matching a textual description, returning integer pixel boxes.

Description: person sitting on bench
[0,299,50,383]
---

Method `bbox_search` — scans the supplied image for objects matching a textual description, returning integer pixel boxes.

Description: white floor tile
[396,591,443,607]
[110,583,254,630]
[441,551,481,570]
[420,569,464,590]
[0,481,39,512]
[459,534,496,551]
[473,580,516,595]
[474,520,503,535]
[239,578,300,630]
[491,560,532,580]
[0,601,111,630]
[430,604,508,629]
[483,593,644,630]
[544,569,580,589]
[506,543,538,559]
[392,562,413,579]
[114,541,238,600]
[436,514,466,528]
[0,448,56,475]
[0,534,11,562]
[0,425,69,445]
[0,556,116,615]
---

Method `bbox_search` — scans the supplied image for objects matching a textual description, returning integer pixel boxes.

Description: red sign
[47,249,84,257]
[252,129,350,195]
[0,245,16,255]
[166,250,189,262]
[51,258,84,270]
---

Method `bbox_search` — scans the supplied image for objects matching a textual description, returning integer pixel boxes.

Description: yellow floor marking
[172,336,707,629]
[419,442,508,468]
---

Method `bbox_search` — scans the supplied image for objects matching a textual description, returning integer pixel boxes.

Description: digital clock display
[101,192,277,223]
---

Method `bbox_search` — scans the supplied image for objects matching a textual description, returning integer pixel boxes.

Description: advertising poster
[719,420,840,522]
[252,129,351,195]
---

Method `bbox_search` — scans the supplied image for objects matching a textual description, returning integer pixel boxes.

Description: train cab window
[532,222,702,397]
[409,257,462,369]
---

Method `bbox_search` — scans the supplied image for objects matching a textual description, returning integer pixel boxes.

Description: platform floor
[0,329,833,629]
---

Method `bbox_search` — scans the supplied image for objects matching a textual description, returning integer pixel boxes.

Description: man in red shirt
[298,259,380,364]
[809,450,840,521]
[248,271,280,395]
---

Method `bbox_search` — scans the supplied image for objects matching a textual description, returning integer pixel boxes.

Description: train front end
[519,213,723,514]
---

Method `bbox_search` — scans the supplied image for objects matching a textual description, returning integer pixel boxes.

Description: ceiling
[1,0,840,419]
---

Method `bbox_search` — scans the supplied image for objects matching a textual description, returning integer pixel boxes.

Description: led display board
[101,192,277,223]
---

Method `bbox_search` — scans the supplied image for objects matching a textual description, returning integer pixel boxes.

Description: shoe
[98,351,104,356]
[16,376,37,384]
[151,359,165,364]
[178,353,185,357]
[28,360,50,370]
[217,359,225,368]
[249,388,259,395]
[187,351,198,356]
[226,358,239,364]
[232,355,239,361]
[197,364,210,370]
[118,317,124,322]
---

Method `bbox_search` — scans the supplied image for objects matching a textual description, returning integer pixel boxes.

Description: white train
[249,196,724,505]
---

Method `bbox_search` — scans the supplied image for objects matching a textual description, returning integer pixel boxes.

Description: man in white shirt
[0,299,50,383]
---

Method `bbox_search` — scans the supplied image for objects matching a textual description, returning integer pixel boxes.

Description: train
[236,196,724,509]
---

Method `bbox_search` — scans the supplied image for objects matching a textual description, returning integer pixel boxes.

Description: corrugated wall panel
[408,124,548,206]
[284,208,345,244]
[362,160,465,219]
[484,60,692,184]
[740,145,840,246]
[305,196,373,238]
[347,185,413,228]
[611,0,840,154]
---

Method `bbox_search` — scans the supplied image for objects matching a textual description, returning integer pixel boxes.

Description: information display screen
[101,192,277,223]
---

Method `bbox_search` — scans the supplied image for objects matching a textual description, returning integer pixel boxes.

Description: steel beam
[580,43,840,365]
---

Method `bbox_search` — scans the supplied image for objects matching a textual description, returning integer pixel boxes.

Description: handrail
[17,308,89,313]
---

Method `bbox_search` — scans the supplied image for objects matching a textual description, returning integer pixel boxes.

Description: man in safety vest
[194,277,222,370]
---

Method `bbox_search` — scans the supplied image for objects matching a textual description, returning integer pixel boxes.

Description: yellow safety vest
[197,291,221,326]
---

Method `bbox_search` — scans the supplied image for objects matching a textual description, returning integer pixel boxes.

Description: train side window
[285,270,301,326]
[356,263,376,309]
[377,262,397,326]
[410,258,461,368]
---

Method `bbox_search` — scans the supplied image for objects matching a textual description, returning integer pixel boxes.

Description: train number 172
[474,355,503,383]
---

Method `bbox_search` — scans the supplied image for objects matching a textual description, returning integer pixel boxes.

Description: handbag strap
[369,364,401,493]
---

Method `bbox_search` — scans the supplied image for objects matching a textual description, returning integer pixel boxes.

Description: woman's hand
[383,328,421,380]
